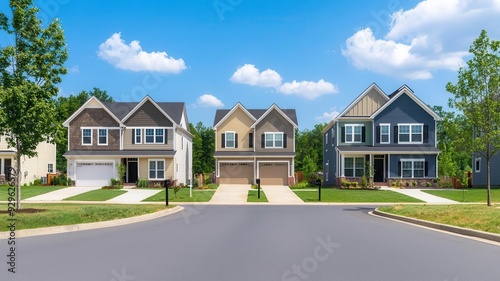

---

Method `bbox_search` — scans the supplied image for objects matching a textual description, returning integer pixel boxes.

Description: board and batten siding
[344,88,387,117]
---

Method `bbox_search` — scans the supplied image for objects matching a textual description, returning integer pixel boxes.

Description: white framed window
[82,129,92,145]
[135,128,142,144]
[475,157,481,173]
[344,157,364,177]
[48,163,54,173]
[145,128,164,144]
[98,129,108,145]
[398,124,423,143]
[149,160,165,180]
[380,124,390,144]
[265,132,284,148]
[225,131,235,148]
[155,129,164,143]
[345,125,362,143]
[145,129,154,143]
[401,159,425,178]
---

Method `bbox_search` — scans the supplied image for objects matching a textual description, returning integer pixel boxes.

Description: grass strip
[0,185,68,201]
[142,188,215,202]
[294,188,423,203]
[247,190,268,202]
[64,189,127,201]
[423,188,500,203]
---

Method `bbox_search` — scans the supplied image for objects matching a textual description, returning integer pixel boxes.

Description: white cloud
[98,33,186,73]
[315,110,340,121]
[343,0,500,79]
[277,79,338,99]
[196,94,224,108]
[230,64,282,88]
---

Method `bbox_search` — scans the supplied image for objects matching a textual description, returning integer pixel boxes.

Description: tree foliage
[447,29,500,206]
[0,0,68,209]
[295,123,326,180]
[190,122,215,174]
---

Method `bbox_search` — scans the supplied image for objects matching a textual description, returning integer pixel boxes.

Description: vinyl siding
[472,153,500,186]
[323,125,337,186]
[254,109,295,153]
[122,128,174,150]
[337,121,372,146]
[344,88,387,117]
[216,107,254,151]
[389,154,437,178]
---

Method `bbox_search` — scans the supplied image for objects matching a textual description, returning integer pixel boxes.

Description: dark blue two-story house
[322,83,441,187]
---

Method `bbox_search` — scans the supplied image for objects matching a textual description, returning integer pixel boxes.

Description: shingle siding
[124,100,173,127]
[69,108,120,150]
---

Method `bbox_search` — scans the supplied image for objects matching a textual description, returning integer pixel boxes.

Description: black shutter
[361,126,366,143]
[132,129,135,144]
[376,126,380,143]
[425,161,429,177]
[365,155,370,162]
[283,133,287,148]
[249,133,253,148]
[394,126,399,143]
[261,134,265,148]
[423,125,429,143]
[235,133,238,148]
[221,133,225,148]
[165,129,168,144]
[398,161,401,177]
[341,127,345,143]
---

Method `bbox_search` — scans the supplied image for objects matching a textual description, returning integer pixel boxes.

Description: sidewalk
[381,187,458,204]
[25,186,102,201]
[261,185,304,204]
[209,184,251,204]
[106,189,162,203]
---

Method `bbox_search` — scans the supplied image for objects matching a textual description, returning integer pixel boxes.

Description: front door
[127,161,138,183]
[374,158,384,182]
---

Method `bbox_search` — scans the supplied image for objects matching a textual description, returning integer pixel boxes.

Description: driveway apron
[260,185,304,204]
[381,187,458,204]
[25,186,103,201]
[210,184,251,204]
[106,189,163,203]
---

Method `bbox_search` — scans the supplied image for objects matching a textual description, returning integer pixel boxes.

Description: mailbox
[256,179,260,184]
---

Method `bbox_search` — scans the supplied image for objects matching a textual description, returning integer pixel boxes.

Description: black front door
[128,162,138,183]
[374,158,384,182]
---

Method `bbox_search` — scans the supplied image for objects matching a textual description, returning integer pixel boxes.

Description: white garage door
[76,162,114,187]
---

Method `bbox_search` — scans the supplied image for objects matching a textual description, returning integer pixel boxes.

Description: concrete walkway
[25,186,102,201]
[261,185,304,204]
[381,187,458,204]
[209,184,251,204]
[107,189,162,203]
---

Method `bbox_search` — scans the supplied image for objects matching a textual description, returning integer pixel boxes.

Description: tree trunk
[487,159,491,207]
[16,140,22,210]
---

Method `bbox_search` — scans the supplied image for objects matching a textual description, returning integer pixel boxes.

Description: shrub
[204,177,212,185]
[412,181,418,187]
[405,181,410,187]
[137,178,149,188]
[33,179,42,186]
[290,181,311,189]
[351,182,358,188]
[426,182,432,187]
[361,176,368,188]
[173,185,181,198]
[193,179,199,188]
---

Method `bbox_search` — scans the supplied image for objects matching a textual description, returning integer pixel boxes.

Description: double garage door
[219,162,288,185]
[76,162,114,187]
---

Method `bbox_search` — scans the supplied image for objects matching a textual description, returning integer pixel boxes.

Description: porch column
[1,158,4,175]
[340,154,345,177]
[387,154,391,178]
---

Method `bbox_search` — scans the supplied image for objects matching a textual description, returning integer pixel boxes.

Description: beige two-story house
[63,96,192,187]
[213,103,298,185]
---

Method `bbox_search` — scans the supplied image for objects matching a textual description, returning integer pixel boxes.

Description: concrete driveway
[209,184,251,204]
[25,186,102,201]
[260,185,303,204]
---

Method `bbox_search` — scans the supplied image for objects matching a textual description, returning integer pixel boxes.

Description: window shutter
[261,134,265,148]
[423,125,429,143]
[235,133,238,148]
[341,127,345,143]
[132,129,135,144]
[398,161,401,177]
[425,161,429,177]
[221,133,225,148]
[376,126,380,143]
[283,133,287,148]
[249,133,253,148]
[165,129,168,144]
[361,126,366,142]
[394,126,399,143]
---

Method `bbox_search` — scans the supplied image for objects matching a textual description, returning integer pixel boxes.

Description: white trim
[122,96,177,126]
[144,128,165,144]
[135,128,142,144]
[62,96,122,127]
[397,123,423,144]
[264,132,284,148]
[344,124,363,143]
[47,163,54,173]
[148,158,166,180]
[97,128,108,146]
[224,131,236,148]
[251,104,298,129]
[388,154,391,178]
[77,126,120,130]
[82,128,92,146]
[379,123,391,144]
[475,157,481,173]
[400,159,425,178]
[213,102,256,129]
[74,160,116,181]
[343,156,365,177]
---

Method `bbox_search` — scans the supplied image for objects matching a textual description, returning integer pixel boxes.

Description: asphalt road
[1,205,499,281]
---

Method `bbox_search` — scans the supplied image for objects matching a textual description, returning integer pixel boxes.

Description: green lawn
[0,185,68,201]
[423,188,500,203]
[247,190,268,202]
[143,188,215,202]
[64,189,127,201]
[0,203,171,231]
[378,204,500,234]
[294,188,423,203]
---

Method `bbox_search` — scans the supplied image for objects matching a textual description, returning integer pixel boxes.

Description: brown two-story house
[63,96,192,187]
[213,103,298,185]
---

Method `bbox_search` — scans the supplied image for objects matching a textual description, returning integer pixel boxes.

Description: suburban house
[322,83,441,187]
[0,136,56,186]
[213,103,298,185]
[472,152,500,187]
[63,96,192,187]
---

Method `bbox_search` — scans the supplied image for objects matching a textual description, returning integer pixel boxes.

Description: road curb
[0,205,184,239]
[372,208,500,243]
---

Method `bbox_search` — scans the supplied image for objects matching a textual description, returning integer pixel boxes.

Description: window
[145,128,164,144]
[326,133,329,145]
[475,157,481,173]
[48,163,54,173]
[331,128,335,146]
[380,124,390,143]
[135,129,142,144]
[345,125,362,143]
[344,157,364,177]
[149,160,165,179]
[401,160,425,178]
[225,132,235,148]
[265,132,284,148]
[82,129,92,145]
[398,124,423,143]
[181,136,184,150]
[98,129,107,145]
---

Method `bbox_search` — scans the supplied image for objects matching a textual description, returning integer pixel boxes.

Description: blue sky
[1,0,500,129]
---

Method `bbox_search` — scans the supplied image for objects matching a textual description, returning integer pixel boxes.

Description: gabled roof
[370,85,441,121]
[213,102,256,128]
[251,104,298,128]
[62,96,122,127]
[102,101,186,125]
[213,103,298,128]
[119,96,177,126]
